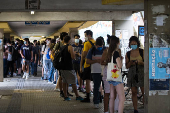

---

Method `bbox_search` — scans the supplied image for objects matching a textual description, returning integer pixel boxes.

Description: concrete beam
[0,11,133,21]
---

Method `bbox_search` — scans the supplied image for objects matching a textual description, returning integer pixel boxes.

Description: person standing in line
[41,41,46,80]
[106,36,125,113]
[15,39,22,76]
[125,36,144,113]
[31,40,39,76]
[72,34,84,92]
[80,30,95,102]
[86,38,106,108]
[60,36,83,101]
[42,38,51,80]
[20,38,33,80]
[3,42,8,78]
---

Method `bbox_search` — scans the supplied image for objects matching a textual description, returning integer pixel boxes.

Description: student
[106,36,125,113]
[15,39,22,76]
[20,38,33,80]
[72,34,84,92]
[31,40,39,76]
[60,36,83,101]
[80,30,95,102]
[6,40,14,77]
[125,36,144,113]
[86,38,106,108]
[42,38,51,80]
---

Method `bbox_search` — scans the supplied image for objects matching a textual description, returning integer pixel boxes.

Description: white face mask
[46,41,50,45]
[75,39,79,44]
[85,37,88,41]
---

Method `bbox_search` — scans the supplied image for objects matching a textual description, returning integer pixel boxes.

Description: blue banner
[149,48,170,79]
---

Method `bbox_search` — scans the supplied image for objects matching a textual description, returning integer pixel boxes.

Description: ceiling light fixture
[31,11,35,15]
[42,36,45,37]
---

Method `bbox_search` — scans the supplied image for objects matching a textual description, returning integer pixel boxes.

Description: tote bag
[106,54,122,82]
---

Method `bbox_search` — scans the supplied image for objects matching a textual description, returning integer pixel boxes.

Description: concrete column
[69,28,78,45]
[112,20,115,35]
[144,0,170,113]
[0,29,4,82]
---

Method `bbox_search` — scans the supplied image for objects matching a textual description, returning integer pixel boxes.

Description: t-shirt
[42,45,50,60]
[72,44,83,64]
[32,46,39,61]
[16,44,22,58]
[53,41,63,51]
[83,39,95,68]
[86,47,106,73]
[21,45,32,60]
[7,46,12,61]
[112,51,120,64]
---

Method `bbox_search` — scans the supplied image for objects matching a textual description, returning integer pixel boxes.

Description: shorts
[60,70,77,84]
[81,67,92,80]
[73,63,80,75]
[102,66,110,93]
[22,59,31,65]
[108,81,123,86]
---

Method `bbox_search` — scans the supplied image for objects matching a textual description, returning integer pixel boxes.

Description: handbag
[106,52,122,82]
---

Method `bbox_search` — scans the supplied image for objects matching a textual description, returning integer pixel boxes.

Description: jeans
[31,59,38,75]
[3,59,7,77]
[49,61,55,82]
[92,73,102,104]
[44,59,51,80]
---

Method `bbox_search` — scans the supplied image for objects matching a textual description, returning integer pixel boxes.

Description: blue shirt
[72,44,83,64]
[86,47,106,73]
[21,45,32,60]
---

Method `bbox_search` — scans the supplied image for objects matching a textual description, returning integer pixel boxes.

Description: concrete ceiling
[0,0,144,12]
[8,21,67,37]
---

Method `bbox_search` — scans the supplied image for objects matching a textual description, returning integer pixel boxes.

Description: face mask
[97,47,103,51]
[75,39,79,44]
[85,37,88,41]
[131,45,138,50]
[24,41,27,44]
[47,41,50,45]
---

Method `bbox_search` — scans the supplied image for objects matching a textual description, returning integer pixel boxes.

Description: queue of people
[3,30,144,113]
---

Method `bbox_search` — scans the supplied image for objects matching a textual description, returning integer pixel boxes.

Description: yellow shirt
[83,39,95,68]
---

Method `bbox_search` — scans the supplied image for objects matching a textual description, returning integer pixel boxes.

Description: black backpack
[12,46,18,61]
[53,45,67,70]
[127,48,144,61]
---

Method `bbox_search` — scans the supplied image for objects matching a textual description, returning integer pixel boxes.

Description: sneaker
[94,104,99,109]
[81,98,90,103]
[53,81,56,84]
[41,77,44,80]
[60,92,64,98]
[54,88,60,92]
[134,110,139,113]
[79,88,85,93]
[48,81,52,83]
[76,96,84,101]
[68,92,73,97]
[64,97,71,101]
[22,73,26,79]
[25,73,29,80]
[13,73,17,76]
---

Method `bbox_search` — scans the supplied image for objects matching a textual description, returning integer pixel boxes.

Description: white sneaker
[25,73,29,80]
[22,72,26,79]
[13,73,17,76]
[54,88,60,92]
[94,104,99,109]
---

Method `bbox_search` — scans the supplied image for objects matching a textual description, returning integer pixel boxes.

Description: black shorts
[81,67,92,81]
[73,63,80,76]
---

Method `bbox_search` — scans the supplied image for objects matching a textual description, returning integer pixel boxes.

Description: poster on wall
[149,34,170,95]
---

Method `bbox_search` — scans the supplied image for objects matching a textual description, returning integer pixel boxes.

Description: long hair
[106,36,119,62]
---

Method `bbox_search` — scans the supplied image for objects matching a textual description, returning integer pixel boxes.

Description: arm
[20,50,25,59]
[101,49,107,65]
[34,54,37,63]
[125,54,135,69]
[86,59,100,64]
[68,46,75,59]
[116,57,122,69]
[31,51,33,60]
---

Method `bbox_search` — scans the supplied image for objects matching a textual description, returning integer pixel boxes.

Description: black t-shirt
[113,51,120,64]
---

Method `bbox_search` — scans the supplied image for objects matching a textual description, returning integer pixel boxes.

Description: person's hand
[34,60,36,64]
[80,67,82,73]
[136,59,143,64]
[96,59,101,63]
[31,58,33,62]
[130,60,136,65]
[22,55,25,59]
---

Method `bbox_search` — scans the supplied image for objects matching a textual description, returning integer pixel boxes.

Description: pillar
[0,29,4,82]
[69,28,78,45]
[144,0,170,113]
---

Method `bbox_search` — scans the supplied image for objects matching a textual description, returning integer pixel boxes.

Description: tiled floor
[0,68,144,113]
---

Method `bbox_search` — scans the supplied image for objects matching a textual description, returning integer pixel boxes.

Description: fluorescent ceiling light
[42,36,45,37]
[31,11,35,15]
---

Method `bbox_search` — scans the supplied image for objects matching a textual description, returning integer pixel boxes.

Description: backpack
[53,45,68,70]
[50,42,61,61]
[127,48,144,61]
[12,46,18,61]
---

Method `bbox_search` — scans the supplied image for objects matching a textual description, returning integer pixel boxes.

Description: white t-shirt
[42,45,50,60]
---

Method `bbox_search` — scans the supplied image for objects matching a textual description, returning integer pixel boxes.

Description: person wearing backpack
[20,38,33,80]
[125,36,144,113]
[86,38,106,108]
[59,36,83,101]
[80,30,95,103]
[5,40,14,77]
[42,38,51,80]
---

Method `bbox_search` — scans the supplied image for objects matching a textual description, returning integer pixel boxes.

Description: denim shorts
[108,81,123,86]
